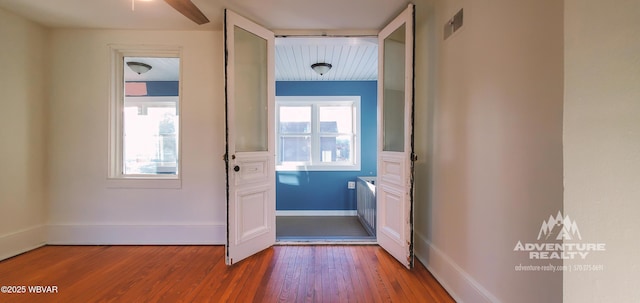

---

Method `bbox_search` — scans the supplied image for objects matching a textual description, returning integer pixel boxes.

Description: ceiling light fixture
[127,62,152,75]
[311,63,332,76]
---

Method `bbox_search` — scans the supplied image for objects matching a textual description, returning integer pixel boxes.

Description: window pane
[319,106,353,133]
[280,136,311,162]
[279,106,311,133]
[115,53,181,179]
[276,97,360,170]
[122,56,180,176]
[320,135,352,163]
[123,103,178,175]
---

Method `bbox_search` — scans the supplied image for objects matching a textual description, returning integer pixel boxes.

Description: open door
[224,9,276,265]
[376,4,415,269]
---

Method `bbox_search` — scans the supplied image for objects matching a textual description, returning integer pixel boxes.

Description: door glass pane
[383,24,406,152]
[234,26,268,152]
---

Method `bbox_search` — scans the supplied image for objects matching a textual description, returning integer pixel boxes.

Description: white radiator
[356,177,376,236]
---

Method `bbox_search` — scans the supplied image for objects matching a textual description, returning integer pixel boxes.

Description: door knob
[233,165,240,172]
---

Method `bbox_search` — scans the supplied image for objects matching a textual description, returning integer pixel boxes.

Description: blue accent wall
[146,81,179,96]
[126,81,179,96]
[276,81,377,211]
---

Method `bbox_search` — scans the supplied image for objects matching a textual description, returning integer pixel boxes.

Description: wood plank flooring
[0,245,454,303]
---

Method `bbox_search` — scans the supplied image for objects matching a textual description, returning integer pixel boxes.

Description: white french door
[223,4,414,267]
[376,4,415,269]
[224,9,276,265]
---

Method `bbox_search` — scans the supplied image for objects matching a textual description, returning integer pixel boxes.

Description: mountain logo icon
[537,211,582,241]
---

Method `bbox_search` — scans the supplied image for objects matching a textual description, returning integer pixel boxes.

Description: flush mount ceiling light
[311,63,332,76]
[127,62,152,75]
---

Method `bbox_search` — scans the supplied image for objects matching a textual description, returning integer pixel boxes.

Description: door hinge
[411,153,418,162]
[223,153,228,162]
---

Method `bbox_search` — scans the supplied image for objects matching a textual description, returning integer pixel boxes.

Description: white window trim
[107,44,183,188]
[276,96,361,172]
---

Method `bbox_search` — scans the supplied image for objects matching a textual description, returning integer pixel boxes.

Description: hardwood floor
[0,245,454,302]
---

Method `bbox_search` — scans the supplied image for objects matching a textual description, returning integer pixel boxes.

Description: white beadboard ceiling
[276,37,378,81]
[125,57,180,81]
[124,38,378,82]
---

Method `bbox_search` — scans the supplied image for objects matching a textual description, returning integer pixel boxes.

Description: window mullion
[275,104,281,165]
[311,104,319,165]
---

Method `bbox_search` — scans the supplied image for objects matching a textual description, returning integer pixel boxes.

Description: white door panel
[376,3,415,269]
[378,184,405,243]
[379,153,406,187]
[233,153,270,185]
[234,186,271,243]
[225,9,275,265]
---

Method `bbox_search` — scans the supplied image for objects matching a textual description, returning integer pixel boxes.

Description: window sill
[106,177,182,189]
[276,164,361,172]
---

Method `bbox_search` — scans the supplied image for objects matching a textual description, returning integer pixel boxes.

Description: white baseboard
[276,210,357,216]
[0,225,46,261]
[47,223,226,245]
[414,232,500,303]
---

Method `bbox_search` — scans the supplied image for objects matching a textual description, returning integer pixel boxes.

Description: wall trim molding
[414,232,500,303]
[276,210,357,216]
[47,223,225,245]
[0,225,46,261]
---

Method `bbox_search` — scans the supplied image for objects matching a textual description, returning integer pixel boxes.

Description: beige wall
[564,0,640,301]
[413,0,564,302]
[5,1,638,300]
[47,29,226,244]
[0,8,48,260]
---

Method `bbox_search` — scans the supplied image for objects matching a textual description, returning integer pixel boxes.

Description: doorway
[225,4,414,267]
[273,36,379,242]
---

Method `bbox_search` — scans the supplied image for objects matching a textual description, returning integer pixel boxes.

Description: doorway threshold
[276,238,377,245]
[276,235,376,245]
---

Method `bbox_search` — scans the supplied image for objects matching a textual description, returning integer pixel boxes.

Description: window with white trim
[276,96,360,171]
[109,46,181,181]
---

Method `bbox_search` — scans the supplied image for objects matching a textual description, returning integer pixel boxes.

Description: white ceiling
[0,0,405,81]
[276,37,378,81]
[124,38,379,82]
[0,0,411,31]
[125,57,180,81]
